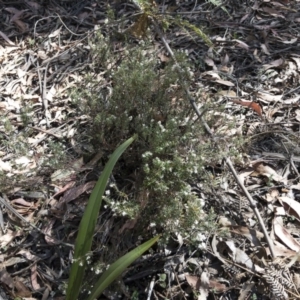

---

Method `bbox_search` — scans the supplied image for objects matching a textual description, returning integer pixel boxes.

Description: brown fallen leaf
[273,215,300,252]
[0,269,14,289]
[209,279,227,293]
[119,218,138,233]
[185,274,227,294]
[157,52,169,62]
[231,99,263,119]
[56,181,96,209]
[13,277,31,297]
[229,226,264,247]
[252,162,286,183]
[270,240,297,258]
[185,274,201,290]
[263,58,284,70]
[278,196,300,222]
[43,219,58,245]
[129,13,150,39]
[30,263,40,290]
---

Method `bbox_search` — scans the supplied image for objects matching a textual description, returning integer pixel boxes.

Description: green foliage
[72,34,228,242]
[66,136,159,300]
[174,18,213,47]
[20,105,32,127]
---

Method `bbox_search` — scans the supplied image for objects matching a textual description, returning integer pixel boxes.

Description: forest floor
[1,0,300,299]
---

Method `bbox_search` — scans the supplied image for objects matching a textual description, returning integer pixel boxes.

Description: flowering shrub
[72,34,222,241]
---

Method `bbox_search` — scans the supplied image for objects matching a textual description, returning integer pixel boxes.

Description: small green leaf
[87,235,160,300]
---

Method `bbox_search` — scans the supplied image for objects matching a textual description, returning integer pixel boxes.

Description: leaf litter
[0,0,300,299]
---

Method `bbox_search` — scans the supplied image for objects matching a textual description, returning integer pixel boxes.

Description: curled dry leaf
[224,241,264,273]
[225,241,253,269]
[30,263,40,290]
[263,58,284,70]
[272,240,298,258]
[273,216,300,252]
[278,196,300,222]
[229,226,264,247]
[252,162,286,183]
[233,39,249,50]
[257,91,283,103]
[43,219,58,245]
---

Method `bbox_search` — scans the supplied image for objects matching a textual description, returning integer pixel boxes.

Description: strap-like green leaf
[87,235,160,300]
[66,135,137,300]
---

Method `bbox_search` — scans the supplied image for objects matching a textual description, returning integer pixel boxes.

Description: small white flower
[200,198,205,207]
[196,233,206,241]
[198,242,206,250]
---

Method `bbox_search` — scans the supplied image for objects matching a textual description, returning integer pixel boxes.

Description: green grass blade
[66,135,137,300]
[87,235,160,300]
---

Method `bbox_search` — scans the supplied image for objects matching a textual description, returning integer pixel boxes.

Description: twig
[224,158,275,258]
[27,126,63,139]
[42,62,50,128]
[150,17,276,259]
[31,123,66,146]
[55,13,86,37]
[146,276,156,300]
[0,195,73,248]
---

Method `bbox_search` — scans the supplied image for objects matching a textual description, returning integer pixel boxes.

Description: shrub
[72,33,222,241]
